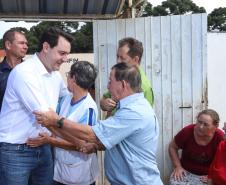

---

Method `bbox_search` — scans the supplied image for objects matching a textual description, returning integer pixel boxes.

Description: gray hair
[69,61,97,90]
[111,62,141,93]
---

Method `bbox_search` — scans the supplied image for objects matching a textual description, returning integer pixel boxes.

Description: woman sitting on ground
[168,109,224,185]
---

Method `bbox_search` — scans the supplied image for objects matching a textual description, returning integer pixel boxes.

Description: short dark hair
[38,27,74,52]
[197,109,220,127]
[112,62,141,93]
[70,61,97,90]
[118,37,143,63]
[2,28,25,49]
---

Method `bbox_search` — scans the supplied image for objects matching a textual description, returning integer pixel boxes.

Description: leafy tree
[27,21,79,53]
[143,0,206,16]
[208,7,226,31]
[71,22,93,53]
[142,2,153,17]
[0,21,93,53]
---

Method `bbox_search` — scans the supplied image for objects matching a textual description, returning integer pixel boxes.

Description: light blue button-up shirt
[93,93,163,185]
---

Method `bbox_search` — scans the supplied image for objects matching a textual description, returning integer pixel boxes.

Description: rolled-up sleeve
[92,109,142,149]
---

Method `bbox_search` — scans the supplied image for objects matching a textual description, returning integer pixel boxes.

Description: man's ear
[121,80,128,89]
[134,56,140,65]
[42,42,50,53]
[5,41,11,50]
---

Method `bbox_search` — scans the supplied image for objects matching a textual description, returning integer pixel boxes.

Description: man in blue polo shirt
[34,62,163,185]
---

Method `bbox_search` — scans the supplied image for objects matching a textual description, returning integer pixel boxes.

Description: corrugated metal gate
[93,13,207,184]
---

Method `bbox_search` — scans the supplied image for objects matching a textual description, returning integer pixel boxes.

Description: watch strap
[56,117,65,128]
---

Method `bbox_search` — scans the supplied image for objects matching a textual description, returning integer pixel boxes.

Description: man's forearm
[48,136,80,151]
[50,119,103,147]
[49,126,101,153]
[49,126,86,149]
[34,109,105,150]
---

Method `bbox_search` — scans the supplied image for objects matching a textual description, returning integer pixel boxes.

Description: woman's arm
[168,139,187,181]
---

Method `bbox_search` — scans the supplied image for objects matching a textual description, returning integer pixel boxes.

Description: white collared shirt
[0,54,68,143]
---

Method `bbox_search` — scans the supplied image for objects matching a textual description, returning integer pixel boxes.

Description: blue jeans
[0,143,53,185]
[52,180,96,185]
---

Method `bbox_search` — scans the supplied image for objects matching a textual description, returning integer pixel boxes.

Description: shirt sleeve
[139,67,154,106]
[79,108,97,126]
[92,108,145,149]
[56,95,67,113]
[57,72,69,98]
[174,125,193,149]
[143,86,154,106]
[215,128,224,142]
[12,70,49,112]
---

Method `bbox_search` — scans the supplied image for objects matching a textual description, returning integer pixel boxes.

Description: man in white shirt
[28,61,99,185]
[0,27,73,185]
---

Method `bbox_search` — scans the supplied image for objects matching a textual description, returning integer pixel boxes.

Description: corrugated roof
[0,0,126,21]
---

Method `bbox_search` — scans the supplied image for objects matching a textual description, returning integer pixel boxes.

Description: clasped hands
[28,109,98,154]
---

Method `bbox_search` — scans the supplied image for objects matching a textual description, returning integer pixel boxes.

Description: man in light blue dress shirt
[34,62,163,185]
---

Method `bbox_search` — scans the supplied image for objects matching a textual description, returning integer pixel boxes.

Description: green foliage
[143,0,206,16]
[71,22,93,53]
[143,2,153,16]
[1,0,226,51]
[26,21,80,54]
[144,0,226,32]
[0,21,93,53]
[208,7,226,31]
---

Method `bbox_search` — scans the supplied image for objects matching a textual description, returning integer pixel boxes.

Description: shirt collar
[70,95,87,106]
[34,53,50,76]
[119,92,144,109]
[0,57,12,71]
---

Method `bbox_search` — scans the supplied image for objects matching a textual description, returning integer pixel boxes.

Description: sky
[0,21,38,38]
[0,0,226,38]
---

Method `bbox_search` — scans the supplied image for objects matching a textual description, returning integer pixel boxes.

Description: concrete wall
[207,33,226,127]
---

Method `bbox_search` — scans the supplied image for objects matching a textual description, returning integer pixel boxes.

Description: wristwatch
[56,117,65,128]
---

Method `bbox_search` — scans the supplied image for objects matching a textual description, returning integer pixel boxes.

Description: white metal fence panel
[93,13,207,184]
[208,33,226,128]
